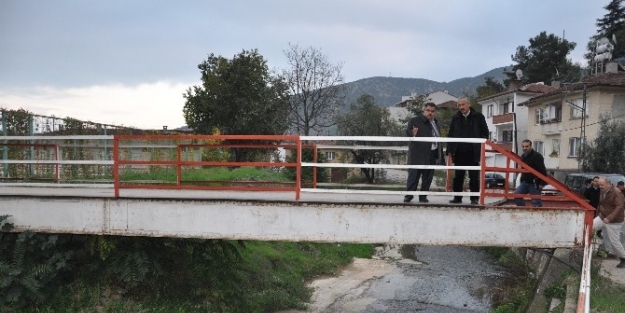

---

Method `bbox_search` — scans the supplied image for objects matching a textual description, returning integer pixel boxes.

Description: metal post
[1,110,7,177]
[579,84,587,170]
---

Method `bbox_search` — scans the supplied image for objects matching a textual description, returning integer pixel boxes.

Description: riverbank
[279,245,516,313]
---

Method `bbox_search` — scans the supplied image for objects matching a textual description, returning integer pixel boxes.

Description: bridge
[0,134,595,311]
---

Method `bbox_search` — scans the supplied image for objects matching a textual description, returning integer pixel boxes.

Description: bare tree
[283,43,346,136]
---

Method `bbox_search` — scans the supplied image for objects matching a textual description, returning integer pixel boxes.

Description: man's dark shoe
[449,199,462,204]
[470,200,478,205]
[419,198,429,203]
[404,196,413,203]
[617,258,625,268]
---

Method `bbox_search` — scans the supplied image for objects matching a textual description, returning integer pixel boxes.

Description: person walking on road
[514,139,548,207]
[594,177,625,268]
[404,102,444,203]
[445,97,489,205]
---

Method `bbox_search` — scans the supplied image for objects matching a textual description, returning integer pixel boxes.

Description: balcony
[492,113,514,125]
[541,122,562,135]
[492,142,513,151]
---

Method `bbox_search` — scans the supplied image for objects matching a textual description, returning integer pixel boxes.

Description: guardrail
[0,134,597,311]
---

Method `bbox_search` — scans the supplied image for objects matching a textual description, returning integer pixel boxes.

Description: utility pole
[579,84,587,170]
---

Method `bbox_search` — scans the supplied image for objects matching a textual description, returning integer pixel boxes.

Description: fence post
[113,136,120,198]
[296,137,302,201]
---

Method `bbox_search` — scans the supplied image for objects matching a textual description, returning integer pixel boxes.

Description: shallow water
[320,245,507,313]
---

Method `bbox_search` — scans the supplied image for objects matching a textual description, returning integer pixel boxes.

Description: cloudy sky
[0,1,609,129]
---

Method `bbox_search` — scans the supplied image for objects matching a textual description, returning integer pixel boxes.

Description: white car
[541,184,558,196]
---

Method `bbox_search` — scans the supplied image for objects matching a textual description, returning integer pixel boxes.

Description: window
[551,138,560,155]
[325,151,335,161]
[535,108,544,124]
[499,102,509,114]
[570,99,587,119]
[501,130,513,143]
[545,102,562,122]
[534,141,544,156]
[487,105,493,117]
[569,137,582,157]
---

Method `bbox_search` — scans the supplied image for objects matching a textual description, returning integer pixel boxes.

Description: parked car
[541,184,559,196]
[563,172,625,195]
[484,173,506,188]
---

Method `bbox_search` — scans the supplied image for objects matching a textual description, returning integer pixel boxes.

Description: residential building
[478,82,558,184]
[520,62,625,180]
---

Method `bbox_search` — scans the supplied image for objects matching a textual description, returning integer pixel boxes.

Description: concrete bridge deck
[1,186,585,248]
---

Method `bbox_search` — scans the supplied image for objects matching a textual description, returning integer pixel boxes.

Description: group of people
[403,97,542,206]
[403,98,625,268]
[404,97,488,205]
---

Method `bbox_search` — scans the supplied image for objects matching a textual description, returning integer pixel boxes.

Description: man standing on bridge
[404,102,444,203]
[594,177,625,268]
[446,97,489,205]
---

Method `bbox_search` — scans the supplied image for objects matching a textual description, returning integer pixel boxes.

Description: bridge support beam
[2,196,584,247]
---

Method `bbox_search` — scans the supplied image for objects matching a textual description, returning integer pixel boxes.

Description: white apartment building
[478,82,558,183]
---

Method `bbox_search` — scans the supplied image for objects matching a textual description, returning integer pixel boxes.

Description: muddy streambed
[281,245,509,313]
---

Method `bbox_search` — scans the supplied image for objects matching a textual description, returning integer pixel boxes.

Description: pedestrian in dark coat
[514,139,548,207]
[404,102,444,203]
[445,97,489,205]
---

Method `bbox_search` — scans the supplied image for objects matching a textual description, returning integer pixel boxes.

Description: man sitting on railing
[514,139,547,207]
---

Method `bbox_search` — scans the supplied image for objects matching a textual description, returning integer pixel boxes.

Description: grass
[590,265,625,312]
[118,166,291,183]
[483,247,536,313]
[9,241,374,313]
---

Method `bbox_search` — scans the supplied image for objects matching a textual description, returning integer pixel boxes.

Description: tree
[183,49,290,162]
[183,49,290,137]
[474,77,505,99]
[336,94,402,183]
[580,118,625,173]
[585,0,625,63]
[597,0,625,39]
[504,32,579,86]
[282,44,346,136]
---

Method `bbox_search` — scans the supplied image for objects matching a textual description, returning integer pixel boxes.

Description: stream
[285,245,509,313]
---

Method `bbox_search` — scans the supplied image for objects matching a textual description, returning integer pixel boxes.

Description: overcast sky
[0,1,609,129]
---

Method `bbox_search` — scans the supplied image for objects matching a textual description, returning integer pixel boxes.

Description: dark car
[484,173,506,188]
[564,172,625,195]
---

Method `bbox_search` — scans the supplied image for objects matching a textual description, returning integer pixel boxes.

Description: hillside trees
[282,44,346,136]
[183,49,289,136]
[504,32,580,86]
[336,94,402,183]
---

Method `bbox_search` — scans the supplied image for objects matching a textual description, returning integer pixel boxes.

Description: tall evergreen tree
[585,0,625,64]
[504,32,579,86]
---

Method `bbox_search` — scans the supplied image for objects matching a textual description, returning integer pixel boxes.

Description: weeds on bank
[483,247,536,313]
[2,238,373,313]
[590,264,625,313]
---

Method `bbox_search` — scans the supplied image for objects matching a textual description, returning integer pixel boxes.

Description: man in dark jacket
[514,139,548,207]
[584,177,601,210]
[446,97,489,205]
[594,177,625,268]
[404,102,444,203]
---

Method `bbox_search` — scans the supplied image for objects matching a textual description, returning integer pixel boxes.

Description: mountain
[342,66,509,107]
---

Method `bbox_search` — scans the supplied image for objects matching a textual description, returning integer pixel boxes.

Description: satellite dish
[515,69,523,80]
